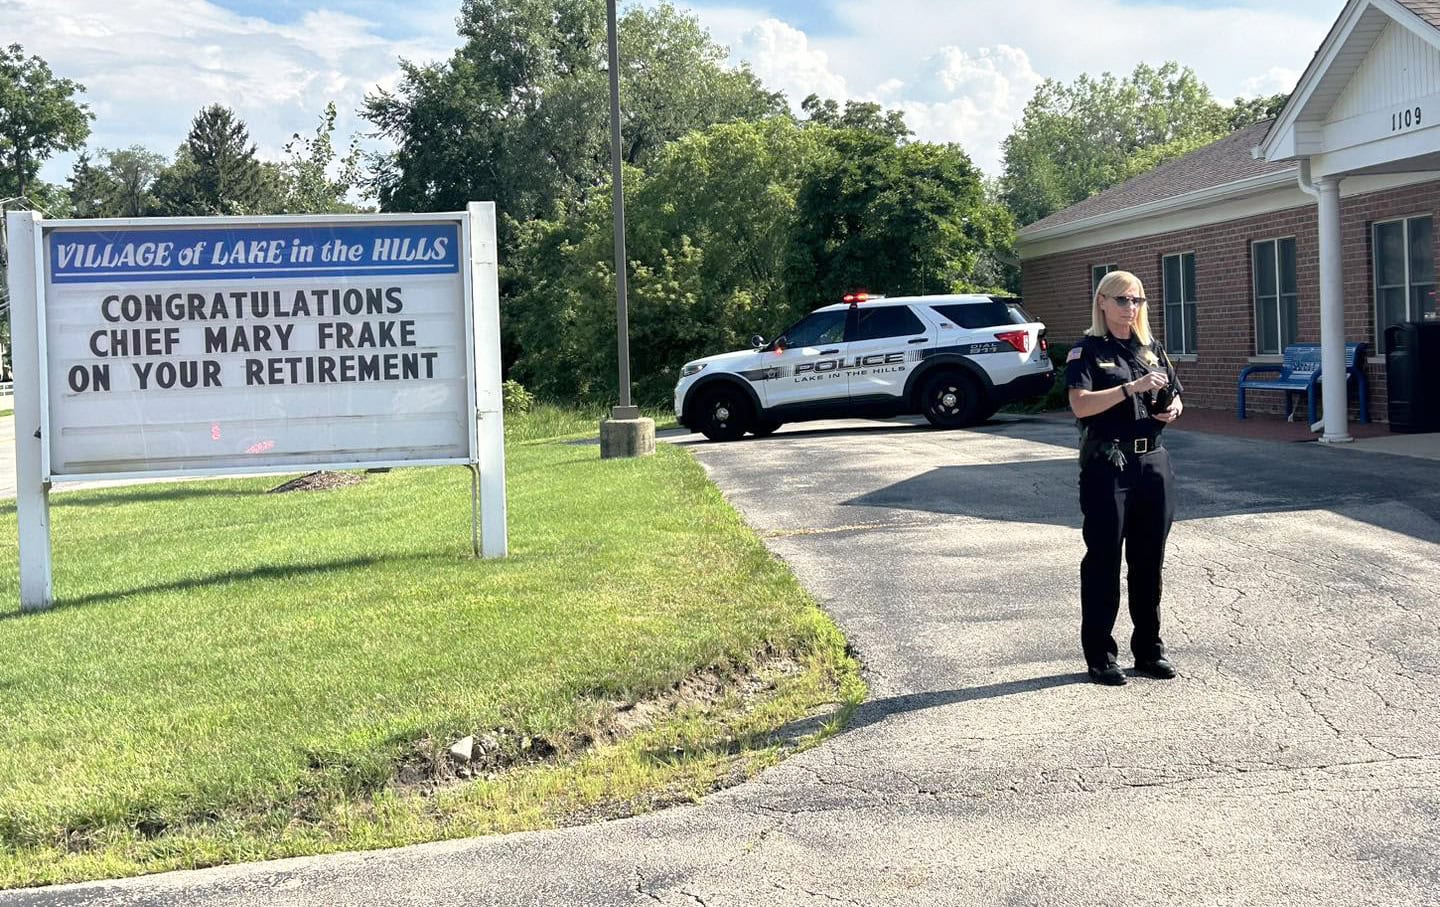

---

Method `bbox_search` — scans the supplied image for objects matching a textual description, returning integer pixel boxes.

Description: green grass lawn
[0,407,859,888]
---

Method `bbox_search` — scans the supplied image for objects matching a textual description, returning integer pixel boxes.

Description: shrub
[502,379,535,415]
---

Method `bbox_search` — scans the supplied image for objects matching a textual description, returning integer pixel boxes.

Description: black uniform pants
[1078,446,1175,667]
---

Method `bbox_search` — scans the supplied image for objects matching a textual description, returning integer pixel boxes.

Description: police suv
[675,293,1055,441]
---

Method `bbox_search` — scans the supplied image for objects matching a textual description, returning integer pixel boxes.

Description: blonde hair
[1087,269,1159,366]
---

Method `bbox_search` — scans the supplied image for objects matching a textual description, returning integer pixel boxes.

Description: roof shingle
[1396,0,1440,29]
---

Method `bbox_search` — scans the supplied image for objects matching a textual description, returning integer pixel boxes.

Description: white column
[6,211,54,610]
[1316,177,1352,444]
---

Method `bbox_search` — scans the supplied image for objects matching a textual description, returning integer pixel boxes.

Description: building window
[1252,237,1298,356]
[1374,216,1436,350]
[1090,263,1117,299]
[1162,252,1197,355]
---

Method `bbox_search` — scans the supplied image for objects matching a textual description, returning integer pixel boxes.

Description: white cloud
[703,0,1333,174]
[732,18,848,107]
[876,45,1043,171]
[1240,66,1303,98]
[6,0,457,187]
[727,20,1043,171]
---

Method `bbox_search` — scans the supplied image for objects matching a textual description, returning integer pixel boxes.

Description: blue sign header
[48,222,462,284]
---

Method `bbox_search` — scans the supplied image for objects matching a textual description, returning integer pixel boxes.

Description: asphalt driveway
[9,416,1440,906]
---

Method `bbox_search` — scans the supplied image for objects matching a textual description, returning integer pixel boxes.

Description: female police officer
[1066,270,1183,686]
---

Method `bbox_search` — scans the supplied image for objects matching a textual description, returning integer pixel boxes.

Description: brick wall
[1020,179,1440,422]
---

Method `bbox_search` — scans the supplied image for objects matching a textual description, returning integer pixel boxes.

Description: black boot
[1087,663,1127,686]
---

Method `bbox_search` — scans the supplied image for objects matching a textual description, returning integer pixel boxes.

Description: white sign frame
[6,203,508,613]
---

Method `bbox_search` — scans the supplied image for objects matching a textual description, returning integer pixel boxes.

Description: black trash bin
[1385,321,1440,432]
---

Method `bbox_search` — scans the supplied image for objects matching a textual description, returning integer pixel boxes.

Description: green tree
[1000,62,1229,226]
[800,94,911,142]
[786,128,1014,310]
[1226,91,1290,131]
[507,117,821,402]
[103,145,167,217]
[1117,90,1292,181]
[275,102,365,214]
[0,44,92,201]
[153,105,266,215]
[362,0,782,236]
[67,151,116,218]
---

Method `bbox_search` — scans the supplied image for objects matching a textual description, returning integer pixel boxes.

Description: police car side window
[782,310,847,347]
[851,306,926,341]
[931,302,1024,328]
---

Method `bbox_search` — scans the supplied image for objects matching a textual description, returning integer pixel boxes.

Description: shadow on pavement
[845,673,1089,733]
[771,673,1088,743]
[671,417,1059,446]
[842,426,1440,542]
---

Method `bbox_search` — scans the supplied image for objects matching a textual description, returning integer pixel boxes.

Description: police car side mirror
[751,334,766,350]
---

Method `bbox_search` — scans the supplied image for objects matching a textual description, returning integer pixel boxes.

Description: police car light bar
[842,292,885,304]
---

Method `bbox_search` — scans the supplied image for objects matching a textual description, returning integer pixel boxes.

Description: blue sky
[7,0,1343,190]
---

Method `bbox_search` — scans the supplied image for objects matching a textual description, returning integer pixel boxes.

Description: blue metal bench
[1237,342,1369,424]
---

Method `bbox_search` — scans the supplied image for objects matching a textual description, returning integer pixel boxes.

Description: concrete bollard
[600,416,656,459]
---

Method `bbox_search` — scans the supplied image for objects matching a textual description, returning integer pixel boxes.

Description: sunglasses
[1108,295,1147,308]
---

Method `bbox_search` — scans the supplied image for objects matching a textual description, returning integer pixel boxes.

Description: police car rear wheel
[696,388,752,442]
[920,371,981,428]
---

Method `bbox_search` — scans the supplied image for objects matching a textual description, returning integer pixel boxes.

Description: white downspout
[1296,158,1321,200]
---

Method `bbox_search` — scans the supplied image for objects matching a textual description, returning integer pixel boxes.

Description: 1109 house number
[1391,106,1423,133]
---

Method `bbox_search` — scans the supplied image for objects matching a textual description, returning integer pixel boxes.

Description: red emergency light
[842,292,871,304]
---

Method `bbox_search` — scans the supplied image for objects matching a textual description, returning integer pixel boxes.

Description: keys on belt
[1095,437,1162,468]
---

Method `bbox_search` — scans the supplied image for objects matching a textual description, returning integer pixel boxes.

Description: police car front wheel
[695,387,753,442]
[920,371,983,428]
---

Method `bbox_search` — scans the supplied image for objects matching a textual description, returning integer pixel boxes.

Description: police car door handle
[820,348,839,355]
[908,338,927,344]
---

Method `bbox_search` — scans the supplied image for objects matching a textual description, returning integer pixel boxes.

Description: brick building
[1017,0,1439,440]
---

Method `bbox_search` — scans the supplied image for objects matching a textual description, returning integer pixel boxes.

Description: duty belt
[1082,435,1163,469]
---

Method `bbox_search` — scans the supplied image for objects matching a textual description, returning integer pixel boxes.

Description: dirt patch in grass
[267,471,368,494]
[392,652,813,799]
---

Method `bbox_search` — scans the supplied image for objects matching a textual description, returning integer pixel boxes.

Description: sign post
[7,211,53,611]
[469,202,507,557]
[7,206,507,612]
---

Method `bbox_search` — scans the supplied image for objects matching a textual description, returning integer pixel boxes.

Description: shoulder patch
[1066,346,1083,363]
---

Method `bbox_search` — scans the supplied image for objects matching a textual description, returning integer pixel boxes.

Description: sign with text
[40,216,476,479]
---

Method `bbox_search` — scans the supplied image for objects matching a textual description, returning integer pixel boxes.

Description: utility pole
[598,0,655,458]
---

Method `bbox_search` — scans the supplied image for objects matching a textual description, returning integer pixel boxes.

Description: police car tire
[750,420,782,438]
[920,370,982,428]
[695,386,752,442]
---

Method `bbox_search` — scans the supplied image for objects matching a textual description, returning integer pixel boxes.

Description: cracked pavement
[9,415,1440,906]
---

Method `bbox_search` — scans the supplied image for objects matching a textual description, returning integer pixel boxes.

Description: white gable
[1329,19,1440,121]
[1262,0,1440,176]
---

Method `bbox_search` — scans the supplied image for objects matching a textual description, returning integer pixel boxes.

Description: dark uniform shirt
[1065,332,1183,442]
